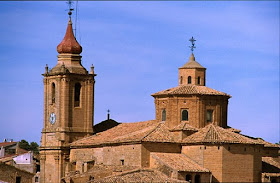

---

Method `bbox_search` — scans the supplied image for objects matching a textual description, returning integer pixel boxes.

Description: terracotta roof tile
[262,157,280,170]
[262,173,280,177]
[225,126,241,133]
[254,138,280,148]
[89,169,186,183]
[182,124,262,145]
[0,142,17,147]
[151,153,209,172]
[71,121,180,147]
[170,122,198,132]
[152,84,230,97]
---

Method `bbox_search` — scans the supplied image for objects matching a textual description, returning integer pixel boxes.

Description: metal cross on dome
[189,36,196,53]
[66,0,74,17]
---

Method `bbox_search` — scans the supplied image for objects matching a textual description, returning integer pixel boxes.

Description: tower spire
[56,1,82,55]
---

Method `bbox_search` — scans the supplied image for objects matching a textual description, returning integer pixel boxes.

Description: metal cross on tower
[189,36,196,53]
[107,109,110,120]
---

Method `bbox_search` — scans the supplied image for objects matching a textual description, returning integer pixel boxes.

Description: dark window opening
[74,83,81,107]
[188,76,191,84]
[186,174,192,181]
[120,159,124,166]
[228,146,231,151]
[36,164,40,172]
[207,110,213,122]
[180,76,183,84]
[52,83,55,104]
[16,177,21,183]
[195,175,201,183]
[162,109,166,121]
[181,110,188,121]
[197,76,201,85]
[35,177,39,182]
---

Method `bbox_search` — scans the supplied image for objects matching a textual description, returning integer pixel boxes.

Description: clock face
[49,113,56,125]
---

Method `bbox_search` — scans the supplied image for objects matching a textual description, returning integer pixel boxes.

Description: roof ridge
[141,122,163,141]
[213,125,224,142]
[203,124,222,142]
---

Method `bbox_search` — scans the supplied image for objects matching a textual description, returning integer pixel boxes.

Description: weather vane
[189,36,196,53]
[66,0,74,17]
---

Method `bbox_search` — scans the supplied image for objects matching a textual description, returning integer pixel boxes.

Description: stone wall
[0,163,34,183]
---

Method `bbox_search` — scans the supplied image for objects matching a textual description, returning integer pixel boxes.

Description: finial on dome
[45,64,49,74]
[189,52,195,61]
[189,36,196,53]
[67,0,74,18]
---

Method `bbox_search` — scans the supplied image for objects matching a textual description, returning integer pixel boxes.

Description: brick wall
[182,144,262,182]
[154,95,228,129]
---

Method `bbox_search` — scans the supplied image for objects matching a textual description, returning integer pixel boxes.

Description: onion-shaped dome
[57,18,82,54]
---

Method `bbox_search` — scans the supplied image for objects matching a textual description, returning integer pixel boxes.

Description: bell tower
[40,10,96,183]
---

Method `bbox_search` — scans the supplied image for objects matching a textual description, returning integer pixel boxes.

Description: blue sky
[0,1,279,144]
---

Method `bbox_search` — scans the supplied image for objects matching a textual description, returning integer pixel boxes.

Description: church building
[40,10,280,183]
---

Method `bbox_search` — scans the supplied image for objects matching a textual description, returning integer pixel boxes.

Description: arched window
[162,109,166,121]
[180,76,183,84]
[181,109,188,121]
[52,83,55,104]
[197,76,201,85]
[74,83,81,107]
[186,174,192,181]
[188,76,191,84]
[195,175,201,183]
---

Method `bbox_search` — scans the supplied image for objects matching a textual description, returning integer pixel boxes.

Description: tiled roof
[152,84,230,97]
[151,153,209,173]
[262,157,280,170]
[89,169,187,183]
[182,124,262,145]
[225,126,241,133]
[170,122,198,132]
[262,173,280,177]
[254,138,280,148]
[71,121,180,147]
[0,142,17,147]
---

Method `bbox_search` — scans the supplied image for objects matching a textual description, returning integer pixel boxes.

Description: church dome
[57,18,82,54]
